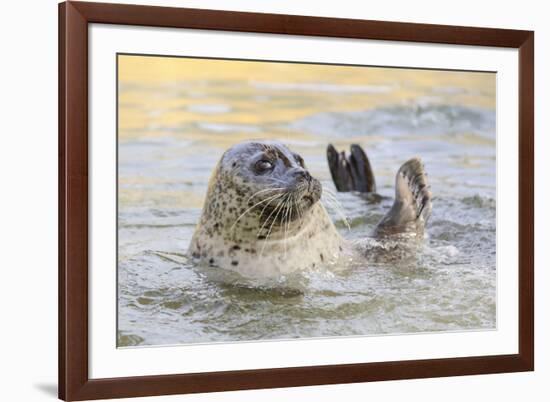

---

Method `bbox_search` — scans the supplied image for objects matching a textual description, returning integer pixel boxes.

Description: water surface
[117,56,496,347]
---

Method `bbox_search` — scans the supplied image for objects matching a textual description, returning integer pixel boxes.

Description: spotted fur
[189,141,431,278]
[188,140,344,278]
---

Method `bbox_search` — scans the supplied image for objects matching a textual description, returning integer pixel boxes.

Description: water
[117,56,496,347]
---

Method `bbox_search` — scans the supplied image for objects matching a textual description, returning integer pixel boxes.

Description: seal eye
[294,154,305,168]
[255,160,274,173]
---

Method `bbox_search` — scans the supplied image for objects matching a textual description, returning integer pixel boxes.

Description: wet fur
[374,157,432,236]
[188,141,343,278]
[189,140,432,277]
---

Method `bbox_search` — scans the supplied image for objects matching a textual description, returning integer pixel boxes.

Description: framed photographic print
[59,1,534,400]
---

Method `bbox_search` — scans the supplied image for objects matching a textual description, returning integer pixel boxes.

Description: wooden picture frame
[59,1,534,400]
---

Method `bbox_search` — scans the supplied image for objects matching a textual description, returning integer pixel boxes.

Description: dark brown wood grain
[59,2,89,400]
[73,1,532,47]
[518,33,535,370]
[59,1,534,400]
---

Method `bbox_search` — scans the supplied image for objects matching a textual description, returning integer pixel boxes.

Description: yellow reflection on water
[118,54,495,142]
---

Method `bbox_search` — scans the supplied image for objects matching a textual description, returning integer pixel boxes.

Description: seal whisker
[283,194,294,258]
[282,197,289,258]
[321,187,341,203]
[267,177,288,185]
[296,195,305,231]
[322,194,349,228]
[321,192,351,230]
[259,193,290,258]
[245,187,284,204]
[322,188,346,204]
[231,192,285,231]
[322,188,346,203]
[256,192,288,236]
[258,192,284,222]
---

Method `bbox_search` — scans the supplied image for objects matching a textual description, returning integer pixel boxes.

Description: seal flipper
[375,157,432,236]
[327,144,352,191]
[350,144,376,193]
[327,144,376,193]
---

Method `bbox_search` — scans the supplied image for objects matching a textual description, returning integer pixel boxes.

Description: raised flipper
[327,144,376,193]
[374,157,432,236]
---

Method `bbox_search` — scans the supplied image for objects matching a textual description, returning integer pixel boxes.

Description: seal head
[188,140,343,277]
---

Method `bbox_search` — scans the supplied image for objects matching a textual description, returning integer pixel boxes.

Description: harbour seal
[188,140,431,277]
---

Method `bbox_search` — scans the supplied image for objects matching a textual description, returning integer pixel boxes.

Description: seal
[188,140,431,277]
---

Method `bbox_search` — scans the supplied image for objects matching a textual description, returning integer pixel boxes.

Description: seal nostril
[295,169,312,182]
